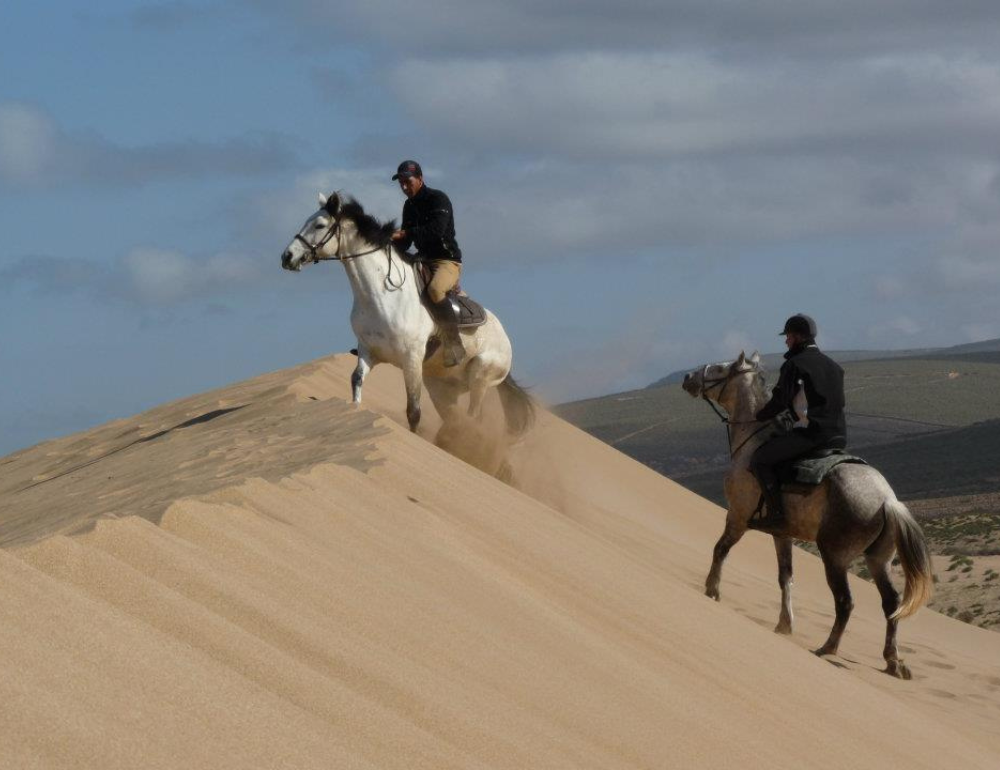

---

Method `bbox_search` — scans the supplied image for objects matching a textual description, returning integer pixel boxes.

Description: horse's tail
[497,374,536,437]
[885,499,934,619]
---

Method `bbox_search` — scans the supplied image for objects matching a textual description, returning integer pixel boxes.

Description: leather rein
[294,218,406,291]
[699,364,771,457]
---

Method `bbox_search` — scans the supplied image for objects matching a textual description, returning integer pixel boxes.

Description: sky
[2,1,1000,455]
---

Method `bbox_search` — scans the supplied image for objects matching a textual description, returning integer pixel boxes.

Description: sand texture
[1,355,999,769]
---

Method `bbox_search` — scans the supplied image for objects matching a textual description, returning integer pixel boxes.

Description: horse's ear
[750,350,761,366]
[736,351,747,368]
[320,192,341,216]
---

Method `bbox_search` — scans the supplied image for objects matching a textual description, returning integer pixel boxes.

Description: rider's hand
[771,409,797,434]
[391,229,407,241]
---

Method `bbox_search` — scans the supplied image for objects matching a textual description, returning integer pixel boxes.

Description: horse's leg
[351,343,373,404]
[425,377,461,428]
[814,552,854,657]
[774,535,794,634]
[465,357,489,420]
[705,516,746,601]
[864,514,910,678]
[401,356,423,432]
[864,554,909,679]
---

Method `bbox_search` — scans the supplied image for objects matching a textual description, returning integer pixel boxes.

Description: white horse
[281,192,534,444]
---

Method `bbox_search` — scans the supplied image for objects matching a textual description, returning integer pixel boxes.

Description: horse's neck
[729,382,771,469]
[341,239,418,312]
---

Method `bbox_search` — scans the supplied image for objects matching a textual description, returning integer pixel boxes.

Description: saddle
[410,258,487,328]
[776,448,868,487]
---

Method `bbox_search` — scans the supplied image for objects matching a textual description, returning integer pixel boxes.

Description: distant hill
[674,418,1000,507]
[555,349,1000,504]
[647,338,1000,387]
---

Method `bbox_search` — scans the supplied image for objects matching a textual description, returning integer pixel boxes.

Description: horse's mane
[339,198,397,247]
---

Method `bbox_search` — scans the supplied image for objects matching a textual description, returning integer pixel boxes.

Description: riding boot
[434,296,466,368]
[749,465,787,532]
[750,483,786,532]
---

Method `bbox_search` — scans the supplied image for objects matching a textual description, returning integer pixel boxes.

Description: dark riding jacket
[756,343,847,445]
[397,185,462,263]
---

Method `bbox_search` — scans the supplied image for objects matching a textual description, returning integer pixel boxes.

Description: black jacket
[756,344,847,444]
[398,185,462,262]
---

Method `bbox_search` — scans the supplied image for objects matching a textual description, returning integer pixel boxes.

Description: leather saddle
[409,258,487,328]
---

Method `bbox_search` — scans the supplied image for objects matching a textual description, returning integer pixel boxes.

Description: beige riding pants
[428,259,461,304]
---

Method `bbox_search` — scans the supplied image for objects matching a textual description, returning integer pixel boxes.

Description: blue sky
[3,1,1000,455]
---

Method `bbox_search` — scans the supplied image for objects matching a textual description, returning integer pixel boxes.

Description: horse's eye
[314,222,326,229]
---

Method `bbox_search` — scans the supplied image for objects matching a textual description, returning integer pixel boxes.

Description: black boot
[434,296,466,367]
[749,483,786,532]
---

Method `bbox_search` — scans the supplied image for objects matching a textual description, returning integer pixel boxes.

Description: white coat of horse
[281,192,534,445]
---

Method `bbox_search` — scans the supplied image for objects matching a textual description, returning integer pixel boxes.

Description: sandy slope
[1,355,998,769]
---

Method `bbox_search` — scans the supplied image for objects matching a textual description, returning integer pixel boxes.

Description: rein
[295,220,407,291]
[699,365,770,457]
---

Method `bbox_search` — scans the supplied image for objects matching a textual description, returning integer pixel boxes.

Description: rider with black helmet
[748,314,847,532]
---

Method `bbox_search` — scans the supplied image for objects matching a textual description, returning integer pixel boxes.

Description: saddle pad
[786,453,868,485]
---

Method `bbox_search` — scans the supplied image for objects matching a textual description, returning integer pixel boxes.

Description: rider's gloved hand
[771,409,798,434]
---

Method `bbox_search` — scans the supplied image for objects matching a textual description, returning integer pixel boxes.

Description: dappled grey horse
[683,352,933,678]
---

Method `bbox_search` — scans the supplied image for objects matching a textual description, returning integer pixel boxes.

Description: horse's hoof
[705,587,720,601]
[885,661,912,680]
[813,646,836,657]
[774,622,792,635]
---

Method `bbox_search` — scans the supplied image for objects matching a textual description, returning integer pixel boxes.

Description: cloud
[960,322,1000,341]
[0,255,107,297]
[0,101,297,189]
[0,104,58,183]
[388,52,1000,162]
[1,249,265,307]
[938,254,1000,291]
[124,248,265,305]
[126,1,228,31]
[886,315,922,336]
[233,166,405,253]
[259,1,1000,58]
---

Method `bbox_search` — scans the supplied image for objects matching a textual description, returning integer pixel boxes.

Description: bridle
[697,363,771,457]
[293,215,406,290]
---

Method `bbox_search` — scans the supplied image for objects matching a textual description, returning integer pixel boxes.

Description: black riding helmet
[779,313,818,339]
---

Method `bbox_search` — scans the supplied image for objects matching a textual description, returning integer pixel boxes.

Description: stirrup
[748,493,785,532]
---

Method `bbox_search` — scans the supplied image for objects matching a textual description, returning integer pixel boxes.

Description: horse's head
[682,351,763,415]
[281,192,343,271]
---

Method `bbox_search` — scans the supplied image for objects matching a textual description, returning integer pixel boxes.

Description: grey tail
[497,375,536,437]
[885,500,934,619]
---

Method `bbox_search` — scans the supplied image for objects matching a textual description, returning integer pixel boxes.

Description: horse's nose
[683,372,692,383]
[281,250,292,269]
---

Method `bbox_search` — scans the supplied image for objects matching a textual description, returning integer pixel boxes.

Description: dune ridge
[1,355,998,769]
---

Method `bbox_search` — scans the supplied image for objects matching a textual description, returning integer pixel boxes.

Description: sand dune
[1,354,998,769]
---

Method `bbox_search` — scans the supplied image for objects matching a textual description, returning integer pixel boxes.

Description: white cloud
[938,255,1000,290]
[0,103,57,182]
[887,315,921,335]
[720,329,754,358]
[389,53,1000,160]
[265,1,1000,59]
[122,247,264,305]
[0,100,295,189]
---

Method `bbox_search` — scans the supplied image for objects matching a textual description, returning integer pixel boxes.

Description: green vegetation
[923,514,1000,555]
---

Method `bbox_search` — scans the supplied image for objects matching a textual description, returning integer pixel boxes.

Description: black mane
[338,197,397,247]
